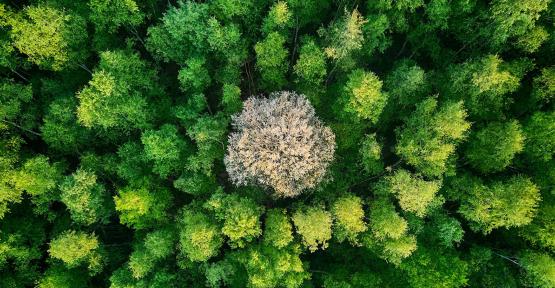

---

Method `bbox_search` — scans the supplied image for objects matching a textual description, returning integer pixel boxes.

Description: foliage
[9,5,88,71]
[48,230,103,274]
[292,206,333,252]
[465,120,525,173]
[204,190,264,248]
[458,175,541,234]
[76,50,160,130]
[59,169,111,226]
[225,91,335,197]
[114,186,172,229]
[1,1,555,286]
[255,32,289,89]
[178,206,223,262]
[340,69,388,123]
[331,194,367,245]
[396,98,470,177]
[263,208,294,249]
[359,133,384,175]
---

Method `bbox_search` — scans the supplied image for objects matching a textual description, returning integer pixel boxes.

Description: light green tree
[48,230,103,274]
[292,206,333,252]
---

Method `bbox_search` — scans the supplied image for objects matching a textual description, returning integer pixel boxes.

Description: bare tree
[225,91,336,197]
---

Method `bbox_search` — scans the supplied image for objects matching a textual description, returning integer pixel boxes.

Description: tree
[89,0,144,33]
[459,176,541,233]
[11,155,62,216]
[363,197,417,264]
[292,206,333,252]
[331,194,367,245]
[225,91,336,197]
[465,120,525,173]
[375,169,441,217]
[220,83,243,115]
[520,250,555,288]
[523,111,555,162]
[76,50,160,130]
[293,39,327,104]
[359,133,384,175]
[204,190,264,248]
[59,169,112,226]
[128,228,176,279]
[396,98,470,177]
[48,230,103,274]
[37,265,87,288]
[141,124,188,178]
[321,9,367,70]
[263,208,294,249]
[521,203,555,252]
[0,81,32,123]
[114,186,172,229]
[41,96,90,153]
[488,0,550,53]
[444,55,525,121]
[255,32,289,89]
[262,1,292,35]
[146,1,210,64]
[178,57,211,93]
[9,5,88,71]
[531,66,555,106]
[339,69,388,124]
[178,206,223,262]
[383,60,429,109]
[400,246,469,288]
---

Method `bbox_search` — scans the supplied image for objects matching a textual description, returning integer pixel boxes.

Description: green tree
[459,176,541,233]
[400,246,469,288]
[41,96,90,153]
[444,55,525,120]
[339,69,388,124]
[321,9,367,70]
[363,197,416,264]
[178,57,211,93]
[255,32,289,89]
[375,169,441,217]
[228,243,310,288]
[520,250,555,288]
[465,120,525,173]
[141,124,188,178]
[146,1,209,64]
[11,155,62,216]
[359,133,384,175]
[220,83,243,115]
[521,203,555,252]
[331,194,367,245]
[128,228,176,279]
[523,111,555,162]
[9,5,88,71]
[204,190,264,248]
[292,206,333,252]
[262,1,292,34]
[76,50,160,130]
[396,98,470,177]
[531,66,555,106]
[89,0,144,33]
[48,230,103,274]
[293,39,327,104]
[37,265,87,288]
[114,186,172,229]
[178,206,223,262]
[59,169,112,225]
[263,208,294,249]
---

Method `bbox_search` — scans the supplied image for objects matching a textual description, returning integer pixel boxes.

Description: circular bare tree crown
[225,91,336,197]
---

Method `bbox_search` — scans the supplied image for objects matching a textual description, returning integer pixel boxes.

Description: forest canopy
[1,0,555,287]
